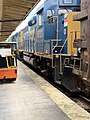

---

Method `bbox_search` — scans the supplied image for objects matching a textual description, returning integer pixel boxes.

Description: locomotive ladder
[51,15,68,75]
[52,38,67,75]
[51,16,80,75]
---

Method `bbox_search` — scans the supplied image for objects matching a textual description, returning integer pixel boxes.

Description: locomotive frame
[12,0,89,95]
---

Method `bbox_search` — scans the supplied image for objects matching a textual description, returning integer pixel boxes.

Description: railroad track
[70,95,90,113]
[79,95,90,112]
[79,95,90,103]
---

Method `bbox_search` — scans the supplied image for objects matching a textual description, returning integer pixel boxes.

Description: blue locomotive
[12,0,82,92]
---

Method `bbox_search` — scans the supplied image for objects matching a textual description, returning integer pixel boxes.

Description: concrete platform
[0,61,90,120]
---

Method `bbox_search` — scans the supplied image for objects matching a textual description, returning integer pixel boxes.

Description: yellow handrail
[59,31,80,74]
[47,16,59,68]
[60,38,68,74]
[70,30,80,54]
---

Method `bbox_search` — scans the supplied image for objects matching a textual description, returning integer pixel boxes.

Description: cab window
[28,16,37,27]
[58,9,72,16]
[46,10,55,24]
[38,15,42,27]
[47,10,54,17]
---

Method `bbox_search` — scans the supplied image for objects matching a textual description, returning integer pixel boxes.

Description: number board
[63,0,73,4]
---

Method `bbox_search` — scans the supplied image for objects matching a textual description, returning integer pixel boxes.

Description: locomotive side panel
[12,0,83,93]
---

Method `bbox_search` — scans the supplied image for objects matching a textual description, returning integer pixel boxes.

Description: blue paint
[12,0,80,55]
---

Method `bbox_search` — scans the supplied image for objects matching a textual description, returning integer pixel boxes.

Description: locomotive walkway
[0,61,90,120]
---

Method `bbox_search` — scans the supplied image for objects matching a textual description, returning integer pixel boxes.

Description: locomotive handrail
[59,30,80,74]
[70,31,80,32]
[70,31,81,70]
[70,30,80,55]
[51,39,62,41]
[60,38,68,74]
[48,16,59,68]
[52,40,58,68]
[70,30,80,40]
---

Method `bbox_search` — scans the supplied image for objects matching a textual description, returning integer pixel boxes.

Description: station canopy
[0,0,39,41]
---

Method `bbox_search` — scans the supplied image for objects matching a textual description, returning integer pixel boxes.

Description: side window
[58,9,67,16]
[47,10,54,17]
[28,16,37,27]
[46,10,55,24]
[38,15,42,27]
[58,9,72,16]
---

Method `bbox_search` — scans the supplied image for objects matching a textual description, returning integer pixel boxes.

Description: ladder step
[55,81,61,85]
[82,77,87,81]
[41,70,47,73]
[53,46,62,48]
[37,66,40,69]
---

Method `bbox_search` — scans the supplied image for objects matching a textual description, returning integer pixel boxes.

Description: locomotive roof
[0,42,17,45]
